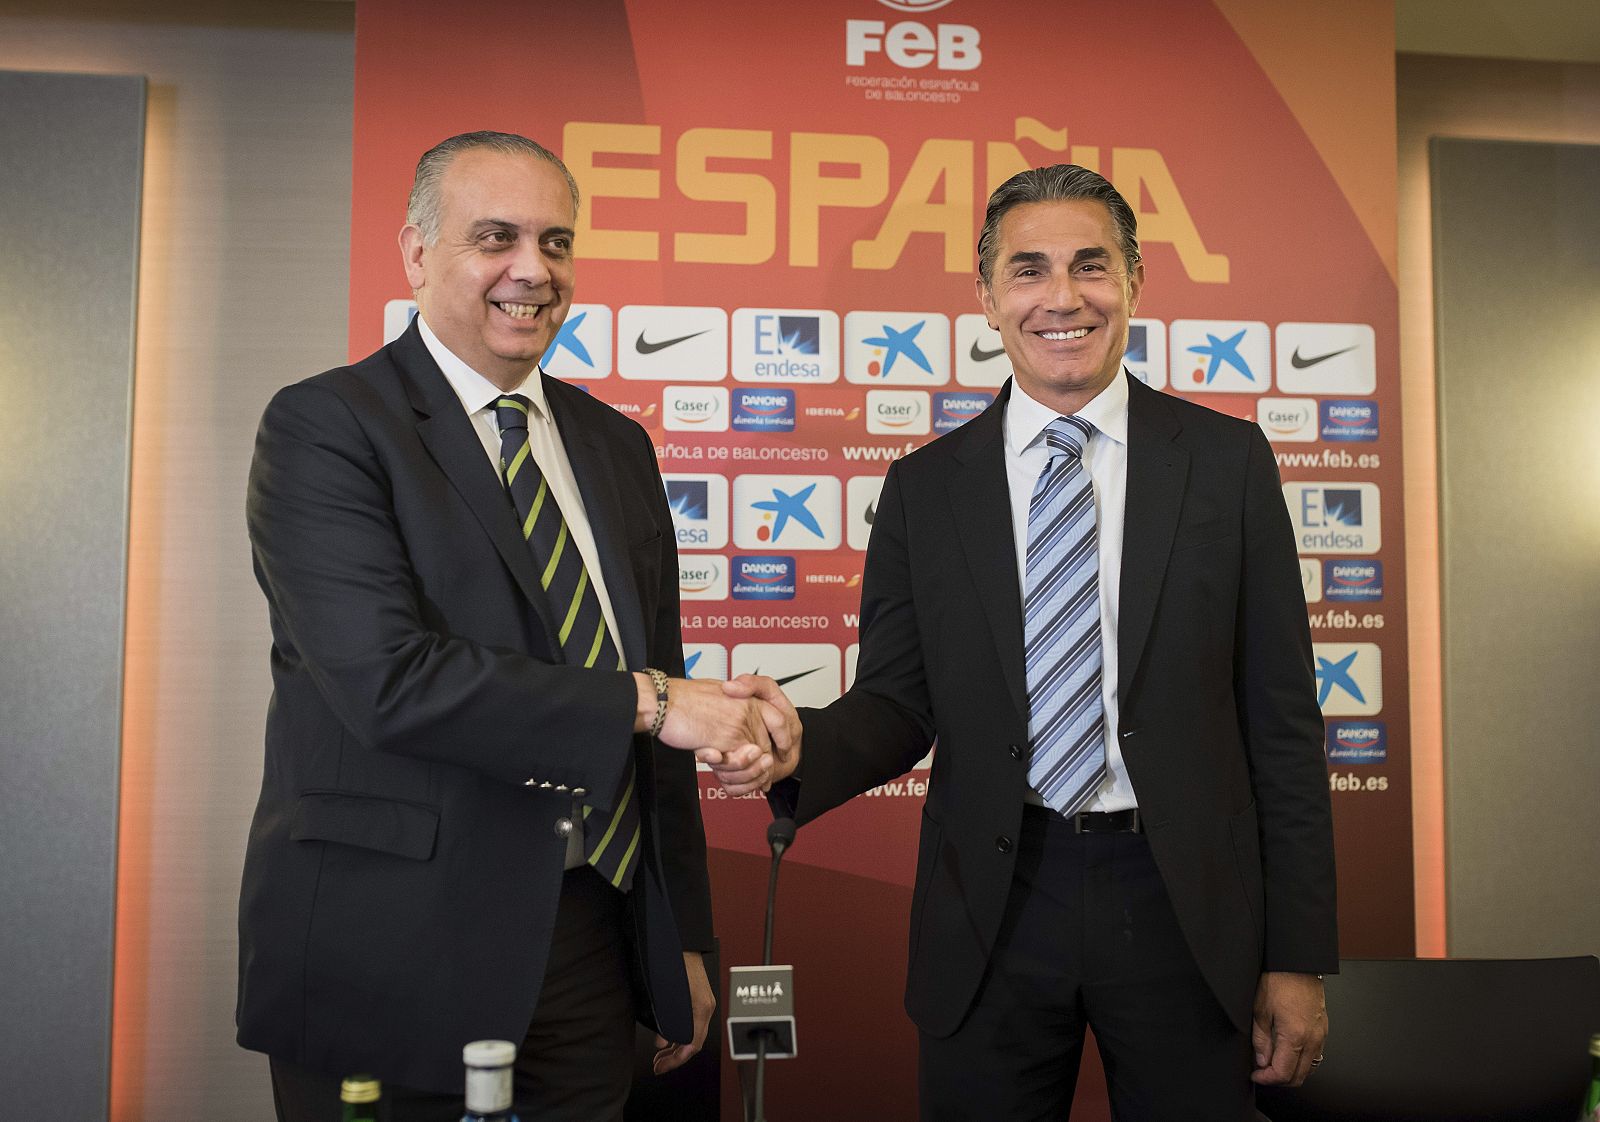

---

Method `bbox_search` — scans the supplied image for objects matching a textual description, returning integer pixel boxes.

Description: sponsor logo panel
[1275,322,1376,394]
[1326,720,1387,764]
[540,304,614,380]
[617,305,727,381]
[1257,397,1319,443]
[732,388,797,433]
[953,314,1010,387]
[1320,399,1379,442]
[1324,559,1383,602]
[845,311,951,385]
[1313,642,1383,716]
[679,554,729,600]
[384,299,418,343]
[846,475,885,551]
[662,385,729,431]
[1170,320,1270,394]
[730,643,844,708]
[1124,318,1167,389]
[1300,559,1322,604]
[664,473,730,549]
[731,555,797,600]
[682,642,727,681]
[732,309,840,384]
[733,474,842,550]
[866,390,931,435]
[1284,482,1382,555]
[933,391,993,432]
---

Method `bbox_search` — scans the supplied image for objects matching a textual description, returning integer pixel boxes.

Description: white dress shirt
[418,315,623,863]
[1002,374,1136,813]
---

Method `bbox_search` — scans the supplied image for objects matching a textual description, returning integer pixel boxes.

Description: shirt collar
[416,313,550,420]
[1004,370,1130,454]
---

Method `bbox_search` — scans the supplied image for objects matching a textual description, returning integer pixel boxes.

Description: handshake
[634,673,802,794]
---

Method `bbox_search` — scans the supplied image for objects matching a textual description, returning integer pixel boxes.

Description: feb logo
[847,6,980,71]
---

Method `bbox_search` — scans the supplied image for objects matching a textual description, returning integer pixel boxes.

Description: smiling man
[237,132,780,1122]
[717,165,1337,1119]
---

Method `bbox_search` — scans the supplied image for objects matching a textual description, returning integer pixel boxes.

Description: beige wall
[1397,52,1600,958]
[0,5,353,1117]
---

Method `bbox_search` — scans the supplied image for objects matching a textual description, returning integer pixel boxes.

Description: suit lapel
[545,376,647,670]
[948,383,1029,724]
[1118,375,1188,698]
[395,325,562,642]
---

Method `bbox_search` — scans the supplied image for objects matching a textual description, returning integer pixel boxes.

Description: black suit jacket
[779,374,1336,1036]
[236,322,711,1092]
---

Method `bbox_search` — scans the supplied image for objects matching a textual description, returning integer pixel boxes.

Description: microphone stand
[749,818,794,1122]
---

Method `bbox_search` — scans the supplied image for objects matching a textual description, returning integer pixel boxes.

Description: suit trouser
[269,865,635,1122]
[919,804,1255,1122]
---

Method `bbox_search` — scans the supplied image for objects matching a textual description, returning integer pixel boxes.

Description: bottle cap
[463,1039,517,1068]
[340,1075,381,1104]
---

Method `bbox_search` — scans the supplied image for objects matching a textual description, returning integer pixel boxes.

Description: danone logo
[933,391,992,432]
[1320,399,1379,442]
[732,388,797,433]
[732,555,796,600]
[1324,559,1383,602]
[1326,720,1387,763]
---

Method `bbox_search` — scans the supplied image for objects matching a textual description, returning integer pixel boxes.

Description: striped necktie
[1023,415,1107,817]
[495,394,640,892]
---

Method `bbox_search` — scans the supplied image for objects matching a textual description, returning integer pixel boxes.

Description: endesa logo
[1325,721,1387,764]
[933,391,993,432]
[1320,399,1379,442]
[731,555,797,600]
[732,388,797,433]
[1284,482,1381,555]
[733,309,840,384]
[1324,559,1383,602]
[664,474,729,549]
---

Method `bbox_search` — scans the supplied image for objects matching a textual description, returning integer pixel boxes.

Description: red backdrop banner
[352,2,1405,1115]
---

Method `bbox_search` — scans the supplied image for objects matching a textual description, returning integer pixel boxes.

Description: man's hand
[637,674,773,762]
[1250,971,1327,1086]
[704,674,802,795]
[653,950,716,1075]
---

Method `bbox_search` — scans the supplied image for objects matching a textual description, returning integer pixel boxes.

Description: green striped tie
[495,395,640,892]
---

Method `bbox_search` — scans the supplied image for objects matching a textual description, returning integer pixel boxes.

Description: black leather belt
[1071,808,1142,834]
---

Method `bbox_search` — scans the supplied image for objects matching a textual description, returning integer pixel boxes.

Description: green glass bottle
[1583,1033,1600,1119]
[340,1074,381,1122]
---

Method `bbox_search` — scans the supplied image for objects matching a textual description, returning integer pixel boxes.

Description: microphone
[729,818,799,1121]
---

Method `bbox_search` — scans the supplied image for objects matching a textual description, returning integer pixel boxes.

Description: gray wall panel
[0,70,145,1120]
[1432,137,1600,957]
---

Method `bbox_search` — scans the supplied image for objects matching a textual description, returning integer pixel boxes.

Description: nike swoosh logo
[635,329,710,355]
[969,340,1006,362]
[1290,344,1358,369]
[864,500,876,525]
[755,666,826,689]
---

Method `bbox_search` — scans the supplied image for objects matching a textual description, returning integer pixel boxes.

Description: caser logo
[846,6,980,71]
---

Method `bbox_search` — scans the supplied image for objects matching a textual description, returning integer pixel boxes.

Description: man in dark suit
[237,132,774,1122]
[713,165,1337,1118]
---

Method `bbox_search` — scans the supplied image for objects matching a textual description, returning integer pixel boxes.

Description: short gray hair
[406,131,580,245]
[976,164,1140,286]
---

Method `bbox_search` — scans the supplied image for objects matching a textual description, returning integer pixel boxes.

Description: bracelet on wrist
[645,667,670,738]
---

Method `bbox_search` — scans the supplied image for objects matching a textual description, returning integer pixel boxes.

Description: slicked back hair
[406,131,580,245]
[976,164,1140,286]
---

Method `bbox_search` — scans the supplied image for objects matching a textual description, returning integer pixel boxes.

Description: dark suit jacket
[236,322,712,1092]
[778,374,1336,1037]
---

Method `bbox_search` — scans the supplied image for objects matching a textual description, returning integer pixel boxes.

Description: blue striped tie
[496,395,640,892]
[1023,415,1107,816]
